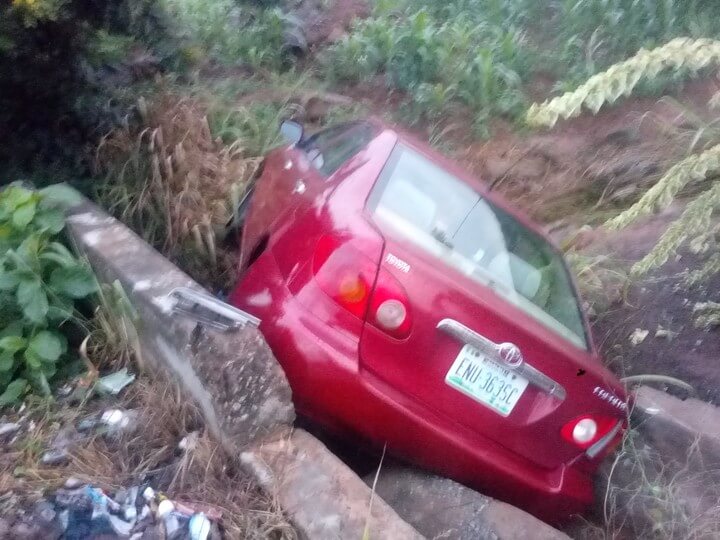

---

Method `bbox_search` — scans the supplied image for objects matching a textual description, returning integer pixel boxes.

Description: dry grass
[94,93,263,290]
[1,375,295,539]
[574,427,720,540]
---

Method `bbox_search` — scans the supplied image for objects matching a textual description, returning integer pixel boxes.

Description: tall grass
[94,93,268,289]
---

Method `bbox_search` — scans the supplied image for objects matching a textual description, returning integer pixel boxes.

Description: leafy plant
[527,38,720,128]
[0,185,97,405]
[324,5,528,124]
[527,39,720,286]
[161,0,287,69]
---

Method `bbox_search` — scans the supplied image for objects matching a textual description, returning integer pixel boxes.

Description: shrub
[161,0,287,69]
[0,185,97,405]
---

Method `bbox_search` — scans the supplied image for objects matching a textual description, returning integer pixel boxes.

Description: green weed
[161,0,287,69]
[0,185,97,404]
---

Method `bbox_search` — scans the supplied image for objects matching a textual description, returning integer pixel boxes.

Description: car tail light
[312,235,375,319]
[313,235,412,337]
[561,414,620,450]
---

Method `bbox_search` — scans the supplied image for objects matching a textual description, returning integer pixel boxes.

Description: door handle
[437,319,566,400]
[292,179,306,195]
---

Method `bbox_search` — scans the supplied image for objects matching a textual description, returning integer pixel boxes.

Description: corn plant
[324,4,528,124]
[528,38,720,128]
[161,0,286,69]
[0,185,97,405]
[527,39,720,293]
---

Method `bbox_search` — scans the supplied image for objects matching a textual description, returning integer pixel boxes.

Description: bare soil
[586,208,720,404]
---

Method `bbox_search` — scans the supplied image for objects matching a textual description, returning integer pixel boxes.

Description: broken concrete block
[365,466,569,540]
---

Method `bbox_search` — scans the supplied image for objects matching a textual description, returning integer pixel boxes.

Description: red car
[228,119,628,521]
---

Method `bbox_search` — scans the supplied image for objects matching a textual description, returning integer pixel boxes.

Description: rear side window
[300,122,376,177]
[368,145,589,350]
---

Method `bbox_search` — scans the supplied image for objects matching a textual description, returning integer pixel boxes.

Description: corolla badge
[593,386,628,412]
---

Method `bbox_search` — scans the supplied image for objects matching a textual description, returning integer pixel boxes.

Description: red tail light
[313,235,412,338]
[561,414,620,450]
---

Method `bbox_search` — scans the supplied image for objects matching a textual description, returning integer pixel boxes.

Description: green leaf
[0,378,27,407]
[27,331,62,362]
[0,336,26,354]
[24,348,42,370]
[0,352,15,372]
[0,322,24,339]
[12,200,37,229]
[33,207,65,234]
[14,234,41,269]
[16,279,49,323]
[39,184,83,207]
[0,186,33,212]
[39,242,77,269]
[50,265,97,299]
[0,269,20,291]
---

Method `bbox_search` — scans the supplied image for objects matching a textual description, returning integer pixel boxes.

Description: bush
[0,185,97,405]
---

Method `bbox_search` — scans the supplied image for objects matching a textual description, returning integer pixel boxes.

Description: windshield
[368,145,589,350]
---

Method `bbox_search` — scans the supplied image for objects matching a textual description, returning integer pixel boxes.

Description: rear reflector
[375,299,407,330]
[312,236,375,319]
[561,414,619,450]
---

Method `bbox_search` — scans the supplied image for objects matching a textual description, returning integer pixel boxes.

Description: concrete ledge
[242,429,423,540]
[633,386,720,472]
[64,193,422,540]
[366,466,570,540]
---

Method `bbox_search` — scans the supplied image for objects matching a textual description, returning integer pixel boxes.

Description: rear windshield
[368,145,588,350]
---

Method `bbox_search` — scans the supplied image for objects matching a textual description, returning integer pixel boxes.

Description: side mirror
[280,119,304,145]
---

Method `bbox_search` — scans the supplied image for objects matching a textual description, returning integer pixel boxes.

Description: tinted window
[369,145,588,350]
[300,122,376,177]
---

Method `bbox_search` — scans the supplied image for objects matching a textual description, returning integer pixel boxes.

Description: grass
[94,91,264,290]
[0,276,296,538]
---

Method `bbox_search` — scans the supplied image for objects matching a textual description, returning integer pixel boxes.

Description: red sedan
[228,119,628,521]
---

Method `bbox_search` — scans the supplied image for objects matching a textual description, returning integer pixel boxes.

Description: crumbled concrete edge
[62,191,423,540]
[64,197,295,449]
[242,429,424,540]
[632,385,720,471]
[364,466,569,540]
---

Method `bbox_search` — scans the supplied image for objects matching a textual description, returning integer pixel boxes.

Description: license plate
[445,344,528,417]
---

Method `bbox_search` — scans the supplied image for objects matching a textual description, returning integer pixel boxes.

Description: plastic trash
[0,422,21,437]
[189,513,212,540]
[99,408,138,435]
[96,368,136,395]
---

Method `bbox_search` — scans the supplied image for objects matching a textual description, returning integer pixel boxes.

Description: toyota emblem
[497,342,523,368]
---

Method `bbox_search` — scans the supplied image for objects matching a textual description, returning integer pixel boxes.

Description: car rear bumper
[229,251,596,522]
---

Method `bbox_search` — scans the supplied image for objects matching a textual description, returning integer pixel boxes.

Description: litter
[0,422,21,438]
[96,368,136,395]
